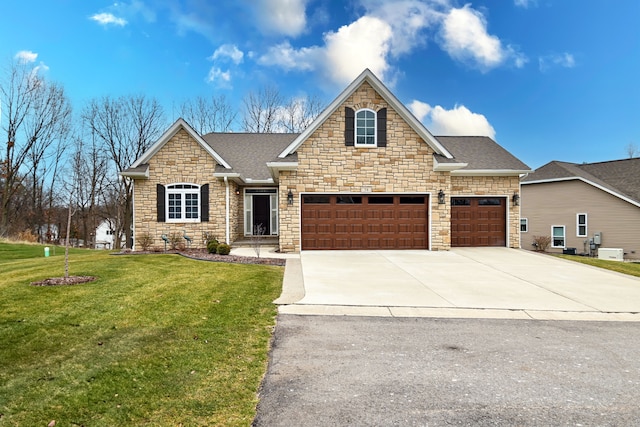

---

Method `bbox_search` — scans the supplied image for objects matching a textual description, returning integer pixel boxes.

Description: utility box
[593,232,602,245]
[598,248,624,261]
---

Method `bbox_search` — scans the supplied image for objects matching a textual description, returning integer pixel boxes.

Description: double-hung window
[576,213,587,237]
[355,109,376,146]
[552,225,566,248]
[167,184,200,222]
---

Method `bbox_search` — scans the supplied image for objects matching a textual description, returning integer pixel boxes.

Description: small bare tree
[625,142,639,158]
[251,223,266,258]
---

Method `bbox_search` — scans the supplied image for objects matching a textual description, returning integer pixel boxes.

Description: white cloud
[253,0,308,37]
[514,0,537,8]
[206,67,232,88]
[259,41,319,71]
[323,16,394,85]
[539,52,576,72]
[90,12,128,27]
[439,5,525,71]
[258,15,394,86]
[259,1,527,86]
[15,50,38,63]
[409,100,495,138]
[362,0,444,55]
[211,44,244,65]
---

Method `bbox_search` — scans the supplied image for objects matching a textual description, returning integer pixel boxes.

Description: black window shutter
[156,184,165,222]
[377,108,387,147]
[344,107,355,146]
[200,184,209,222]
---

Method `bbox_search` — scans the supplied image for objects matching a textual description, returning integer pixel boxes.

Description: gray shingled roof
[202,133,299,181]
[435,136,531,171]
[522,158,640,204]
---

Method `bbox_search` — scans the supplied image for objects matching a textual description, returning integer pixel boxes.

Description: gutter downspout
[224,176,230,244]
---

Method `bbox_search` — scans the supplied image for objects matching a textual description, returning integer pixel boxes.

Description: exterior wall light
[512,191,520,206]
[438,189,445,204]
[287,189,294,205]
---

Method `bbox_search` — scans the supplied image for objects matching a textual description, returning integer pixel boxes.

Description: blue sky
[1,0,638,169]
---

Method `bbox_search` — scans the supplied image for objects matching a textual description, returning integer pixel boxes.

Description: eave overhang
[451,169,532,177]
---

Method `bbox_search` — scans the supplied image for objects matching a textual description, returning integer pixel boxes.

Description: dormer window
[344,107,387,147]
[355,109,376,146]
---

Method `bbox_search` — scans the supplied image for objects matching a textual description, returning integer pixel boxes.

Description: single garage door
[451,197,506,247]
[301,194,429,250]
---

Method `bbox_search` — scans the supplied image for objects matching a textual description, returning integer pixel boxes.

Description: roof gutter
[451,169,532,177]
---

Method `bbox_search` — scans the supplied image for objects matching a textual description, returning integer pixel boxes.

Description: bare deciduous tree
[179,94,236,134]
[0,59,72,236]
[82,95,165,248]
[625,142,639,158]
[241,85,325,133]
[241,85,284,133]
[278,95,325,133]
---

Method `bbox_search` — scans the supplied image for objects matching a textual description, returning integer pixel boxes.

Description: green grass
[557,254,640,277]
[0,241,283,426]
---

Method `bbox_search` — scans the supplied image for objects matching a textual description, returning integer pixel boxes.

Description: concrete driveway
[278,248,640,321]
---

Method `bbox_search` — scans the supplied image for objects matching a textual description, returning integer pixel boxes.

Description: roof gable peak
[278,69,453,158]
[131,118,231,169]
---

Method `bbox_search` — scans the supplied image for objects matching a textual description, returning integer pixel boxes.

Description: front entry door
[252,195,271,235]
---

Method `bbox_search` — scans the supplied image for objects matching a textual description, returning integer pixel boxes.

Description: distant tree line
[0,58,325,247]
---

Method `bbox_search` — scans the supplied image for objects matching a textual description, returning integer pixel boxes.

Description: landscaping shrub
[17,230,38,243]
[137,232,154,251]
[216,243,231,255]
[207,239,219,254]
[168,232,182,250]
[532,235,551,252]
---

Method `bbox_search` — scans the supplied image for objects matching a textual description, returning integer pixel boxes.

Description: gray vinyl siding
[521,180,640,260]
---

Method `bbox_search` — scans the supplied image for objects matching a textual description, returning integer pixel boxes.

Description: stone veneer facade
[131,83,522,253]
[133,128,229,250]
[278,82,522,252]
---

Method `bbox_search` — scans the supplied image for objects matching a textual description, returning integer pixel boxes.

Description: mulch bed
[31,276,97,286]
[114,249,287,266]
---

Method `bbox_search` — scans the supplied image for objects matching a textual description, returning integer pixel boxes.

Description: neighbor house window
[520,218,528,232]
[355,109,376,146]
[167,184,200,222]
[552,226,565,248]
[577,213,587,237]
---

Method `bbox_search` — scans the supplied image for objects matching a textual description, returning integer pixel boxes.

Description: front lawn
[557,254,640,277]
[0,241,283,426]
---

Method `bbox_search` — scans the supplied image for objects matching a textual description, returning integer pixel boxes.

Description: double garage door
[301,195,428,250]
[301,194,506,250]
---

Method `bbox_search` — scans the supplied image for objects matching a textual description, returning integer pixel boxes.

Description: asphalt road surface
[254,315,640,426]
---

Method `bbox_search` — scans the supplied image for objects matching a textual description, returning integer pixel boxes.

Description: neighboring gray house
[521,158,640,260]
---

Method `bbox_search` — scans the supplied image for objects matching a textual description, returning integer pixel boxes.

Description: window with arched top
[344,107,387,147]
[355,109,376,146]
[156,183,209,223]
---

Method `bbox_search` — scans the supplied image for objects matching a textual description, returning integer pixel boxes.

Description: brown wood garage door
[301,195,429,250]
[451,197,506,247]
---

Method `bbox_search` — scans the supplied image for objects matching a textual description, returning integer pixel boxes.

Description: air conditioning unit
[598,248,624,261]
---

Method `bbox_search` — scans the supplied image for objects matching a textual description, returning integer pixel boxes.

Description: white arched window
[355,108,376,146]
[166,183,200,222]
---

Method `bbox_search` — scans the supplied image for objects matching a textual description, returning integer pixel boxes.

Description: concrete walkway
[276,248,640,321]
